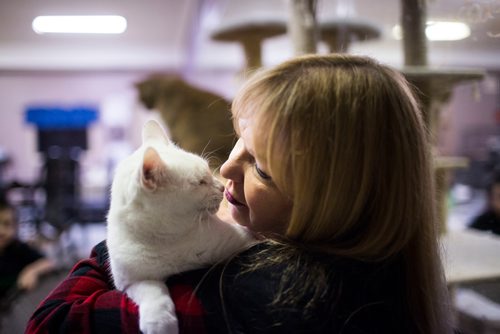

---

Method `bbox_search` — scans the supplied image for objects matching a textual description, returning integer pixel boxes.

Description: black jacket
[469,210,500,235]
[172,242,412,333]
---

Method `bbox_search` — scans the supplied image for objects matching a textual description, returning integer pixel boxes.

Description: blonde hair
[232,54,452,333]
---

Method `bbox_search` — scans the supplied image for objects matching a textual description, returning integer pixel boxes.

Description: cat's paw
[139,297,179,334]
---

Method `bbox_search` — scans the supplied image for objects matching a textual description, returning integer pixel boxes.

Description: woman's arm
[25,241,140,334]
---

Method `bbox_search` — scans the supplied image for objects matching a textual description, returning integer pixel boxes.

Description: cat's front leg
[126,280,178,334]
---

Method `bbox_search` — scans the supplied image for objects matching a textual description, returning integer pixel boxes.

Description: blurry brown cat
[136,75,235,170]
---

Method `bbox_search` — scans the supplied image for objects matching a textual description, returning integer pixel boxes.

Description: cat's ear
[141,146,168,191]
[142,119,171,145]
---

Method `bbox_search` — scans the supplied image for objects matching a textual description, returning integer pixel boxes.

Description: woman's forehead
[238,118,255,152]
[234,109,269,161]
[232,99,259,131]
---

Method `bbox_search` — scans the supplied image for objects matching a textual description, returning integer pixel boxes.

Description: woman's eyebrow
[238,137,255,159]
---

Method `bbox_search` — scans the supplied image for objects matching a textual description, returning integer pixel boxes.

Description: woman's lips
[225,190,245,206]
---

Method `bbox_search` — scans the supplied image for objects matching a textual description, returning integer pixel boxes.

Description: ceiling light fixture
[32,15,127,34]
[392,21,470,41]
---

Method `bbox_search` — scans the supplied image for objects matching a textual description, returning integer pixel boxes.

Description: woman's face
[220,119,292,235]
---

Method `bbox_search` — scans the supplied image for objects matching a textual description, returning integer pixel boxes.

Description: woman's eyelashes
[241,141,272,181]
[255,164,272,180]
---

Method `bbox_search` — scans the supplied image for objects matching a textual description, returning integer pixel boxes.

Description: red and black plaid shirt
[26,241,210,334]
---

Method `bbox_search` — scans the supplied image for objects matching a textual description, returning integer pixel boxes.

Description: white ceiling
[0,0,499,72]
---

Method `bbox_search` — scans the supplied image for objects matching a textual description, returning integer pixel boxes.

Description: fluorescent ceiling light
[425,21,471,41]
[392,21,470,41]
[32,15,127,34]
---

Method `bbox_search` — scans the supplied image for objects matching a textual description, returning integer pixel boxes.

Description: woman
[26,54,453,333]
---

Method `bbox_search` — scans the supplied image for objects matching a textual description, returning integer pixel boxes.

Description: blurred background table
[442,229,500,284]
[441,229,500,333]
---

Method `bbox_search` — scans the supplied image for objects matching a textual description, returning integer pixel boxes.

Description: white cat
[106,120,253,334]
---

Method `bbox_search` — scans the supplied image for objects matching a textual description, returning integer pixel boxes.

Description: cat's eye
[255,164,272,181]
[199,179,208,185]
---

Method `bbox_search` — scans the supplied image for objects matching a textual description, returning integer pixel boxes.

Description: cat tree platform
[319,18,381,52]
[401,66,485,140]
[402,67,484,92]
[210,18,287,70]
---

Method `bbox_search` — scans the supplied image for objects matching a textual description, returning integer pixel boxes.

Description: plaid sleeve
[25,241,139,334]
[25,241,210,334]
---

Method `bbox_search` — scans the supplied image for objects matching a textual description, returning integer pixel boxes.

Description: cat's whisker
[207,98,225,110]
[200,146,224,171]
[207,155,223,169]
[212,165,221,176]
[200,139,213,158]
[201,142,223,163]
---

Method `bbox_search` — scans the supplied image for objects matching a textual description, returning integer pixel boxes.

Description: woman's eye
[255,165,272,180]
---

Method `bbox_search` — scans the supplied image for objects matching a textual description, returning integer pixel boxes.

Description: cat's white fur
[107,120,253,334]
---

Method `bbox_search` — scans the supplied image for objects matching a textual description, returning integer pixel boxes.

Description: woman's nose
[220,141,244,183]
[220,157,241,182]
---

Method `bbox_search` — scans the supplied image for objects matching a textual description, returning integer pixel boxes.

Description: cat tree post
[287,0,318,55]
[401,0,434,130]
[400,0,484,233]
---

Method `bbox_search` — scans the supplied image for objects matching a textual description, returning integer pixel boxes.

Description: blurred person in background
[0,194,55,310]
[469,172,500,235]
